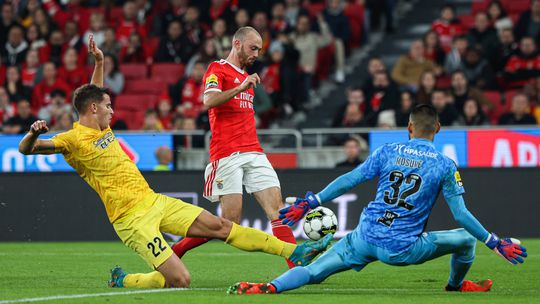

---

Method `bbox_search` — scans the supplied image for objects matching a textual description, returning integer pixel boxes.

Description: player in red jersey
[172,27,297,268]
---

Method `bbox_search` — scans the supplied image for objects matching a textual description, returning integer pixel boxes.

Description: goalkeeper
[228,104,527,294]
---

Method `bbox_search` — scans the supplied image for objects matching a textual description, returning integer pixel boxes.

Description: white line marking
[0,252,252,257]
[0,288,222,304]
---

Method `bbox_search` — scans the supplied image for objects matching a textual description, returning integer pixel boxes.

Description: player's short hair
[72,84,108,114]
[409,104,439,136]
[233,26,261,42]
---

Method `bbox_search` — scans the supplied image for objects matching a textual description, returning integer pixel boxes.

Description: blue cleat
[108,266,127,288]
[289,234,333,266]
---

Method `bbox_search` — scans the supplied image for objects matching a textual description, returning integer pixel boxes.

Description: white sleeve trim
[204,88,222,94]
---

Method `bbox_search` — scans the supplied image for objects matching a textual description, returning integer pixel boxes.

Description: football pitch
[0,240,538,304]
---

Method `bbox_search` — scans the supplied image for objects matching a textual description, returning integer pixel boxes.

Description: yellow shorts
[113,193,204,269]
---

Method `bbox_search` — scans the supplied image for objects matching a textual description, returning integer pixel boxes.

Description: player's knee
[207,216,233,239]
[167,272,191,288]
[460,231,477,249]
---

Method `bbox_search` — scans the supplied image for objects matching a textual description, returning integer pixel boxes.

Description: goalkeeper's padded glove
[279,191,321,226]
[485,233,528,264]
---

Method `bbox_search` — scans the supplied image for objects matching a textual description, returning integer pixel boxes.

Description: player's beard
[239,46,254,68]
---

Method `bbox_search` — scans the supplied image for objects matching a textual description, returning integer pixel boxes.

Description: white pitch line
[0,288,221,304]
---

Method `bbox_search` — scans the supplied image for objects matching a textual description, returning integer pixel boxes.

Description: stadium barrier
[1,168,538,241]
[1,127,539,171]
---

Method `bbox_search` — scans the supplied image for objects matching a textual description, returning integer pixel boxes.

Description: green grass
[0,240,538,304]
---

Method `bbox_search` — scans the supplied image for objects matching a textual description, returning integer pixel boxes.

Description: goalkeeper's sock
[271,219,297,269]
[447,255,474,288]
[172,237,210,258]
[123,272,166,288]
[225,222,296,258]
[271,266,311,293]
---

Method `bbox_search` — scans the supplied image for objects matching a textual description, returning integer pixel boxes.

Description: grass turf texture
[0,240,538,304]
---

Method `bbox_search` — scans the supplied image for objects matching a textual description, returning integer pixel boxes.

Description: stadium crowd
[0,0,539,136]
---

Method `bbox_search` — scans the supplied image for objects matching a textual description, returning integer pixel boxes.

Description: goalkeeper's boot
[227,282,276,295]
[108,266,127,288]
[289,233,333,266]
[445,279,492,292]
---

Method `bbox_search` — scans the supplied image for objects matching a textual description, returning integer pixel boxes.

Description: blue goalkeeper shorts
[330,227,476,272]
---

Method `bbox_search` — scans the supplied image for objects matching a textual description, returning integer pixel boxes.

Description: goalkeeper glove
[279,191,321,226]
[485,233,528,264]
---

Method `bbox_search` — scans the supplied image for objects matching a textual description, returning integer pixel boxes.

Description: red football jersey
[203,59,263,161]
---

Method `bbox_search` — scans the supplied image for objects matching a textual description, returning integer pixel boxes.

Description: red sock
[172,237,210,258]
[271,219,297,268]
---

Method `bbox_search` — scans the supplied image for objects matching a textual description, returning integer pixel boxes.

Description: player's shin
[271,219,297,268]
[225,222,296,258]
[123,272,166,288]
[447,255,474,289]
[270,266,311,293]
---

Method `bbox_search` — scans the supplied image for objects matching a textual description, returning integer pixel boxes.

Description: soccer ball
[303,206,338,241]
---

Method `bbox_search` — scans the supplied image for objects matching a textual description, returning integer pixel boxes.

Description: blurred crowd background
[0,0,539,138]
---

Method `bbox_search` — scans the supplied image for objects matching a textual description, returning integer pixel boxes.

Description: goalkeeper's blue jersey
[355,138,465,253]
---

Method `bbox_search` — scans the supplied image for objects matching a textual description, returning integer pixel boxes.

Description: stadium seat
[124,79,166,95]
[344,3,365,48]
[458,15,476,30]
[504,89,520,105]
[113,109,145,130]
[107,7,124,26]
[502,0,530,15]
[147,37,160,58]
[119,64,148,80]
[305,2,325,17]
[151,63,185,83]
[471,1,490,14]
[483,90,502,106]
[436,75,452,89]
[316,43,336,81]
[115,94,158,111]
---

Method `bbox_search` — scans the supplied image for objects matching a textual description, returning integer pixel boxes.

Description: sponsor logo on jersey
[205,74,219,89]
[454,171,463,187]
[395,144,438,159]
[93,131,115,150]
[234,77,240,84]
[396,156,423,168]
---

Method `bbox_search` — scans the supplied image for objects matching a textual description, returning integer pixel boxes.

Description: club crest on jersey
[205,74,219,89]
[93,131,115,150]
[454,171,463,187]
[216,179,224,190]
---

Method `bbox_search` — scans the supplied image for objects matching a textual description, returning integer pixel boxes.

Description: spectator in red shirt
[178,60,205,118]
[205,0,235,28]
[58,47,89,91]
[119,32,150,64]
[39,30,64,66]
[432,4,463,53]
[115,0,147,47]
[504,36,540,88]
[31,61,70,111]
[269,2,290,37]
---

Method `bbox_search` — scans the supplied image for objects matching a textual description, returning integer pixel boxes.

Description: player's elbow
[18,144,31,155]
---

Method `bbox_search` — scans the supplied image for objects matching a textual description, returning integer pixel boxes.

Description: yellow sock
[225,223,296,258]
[123,271,165,288]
